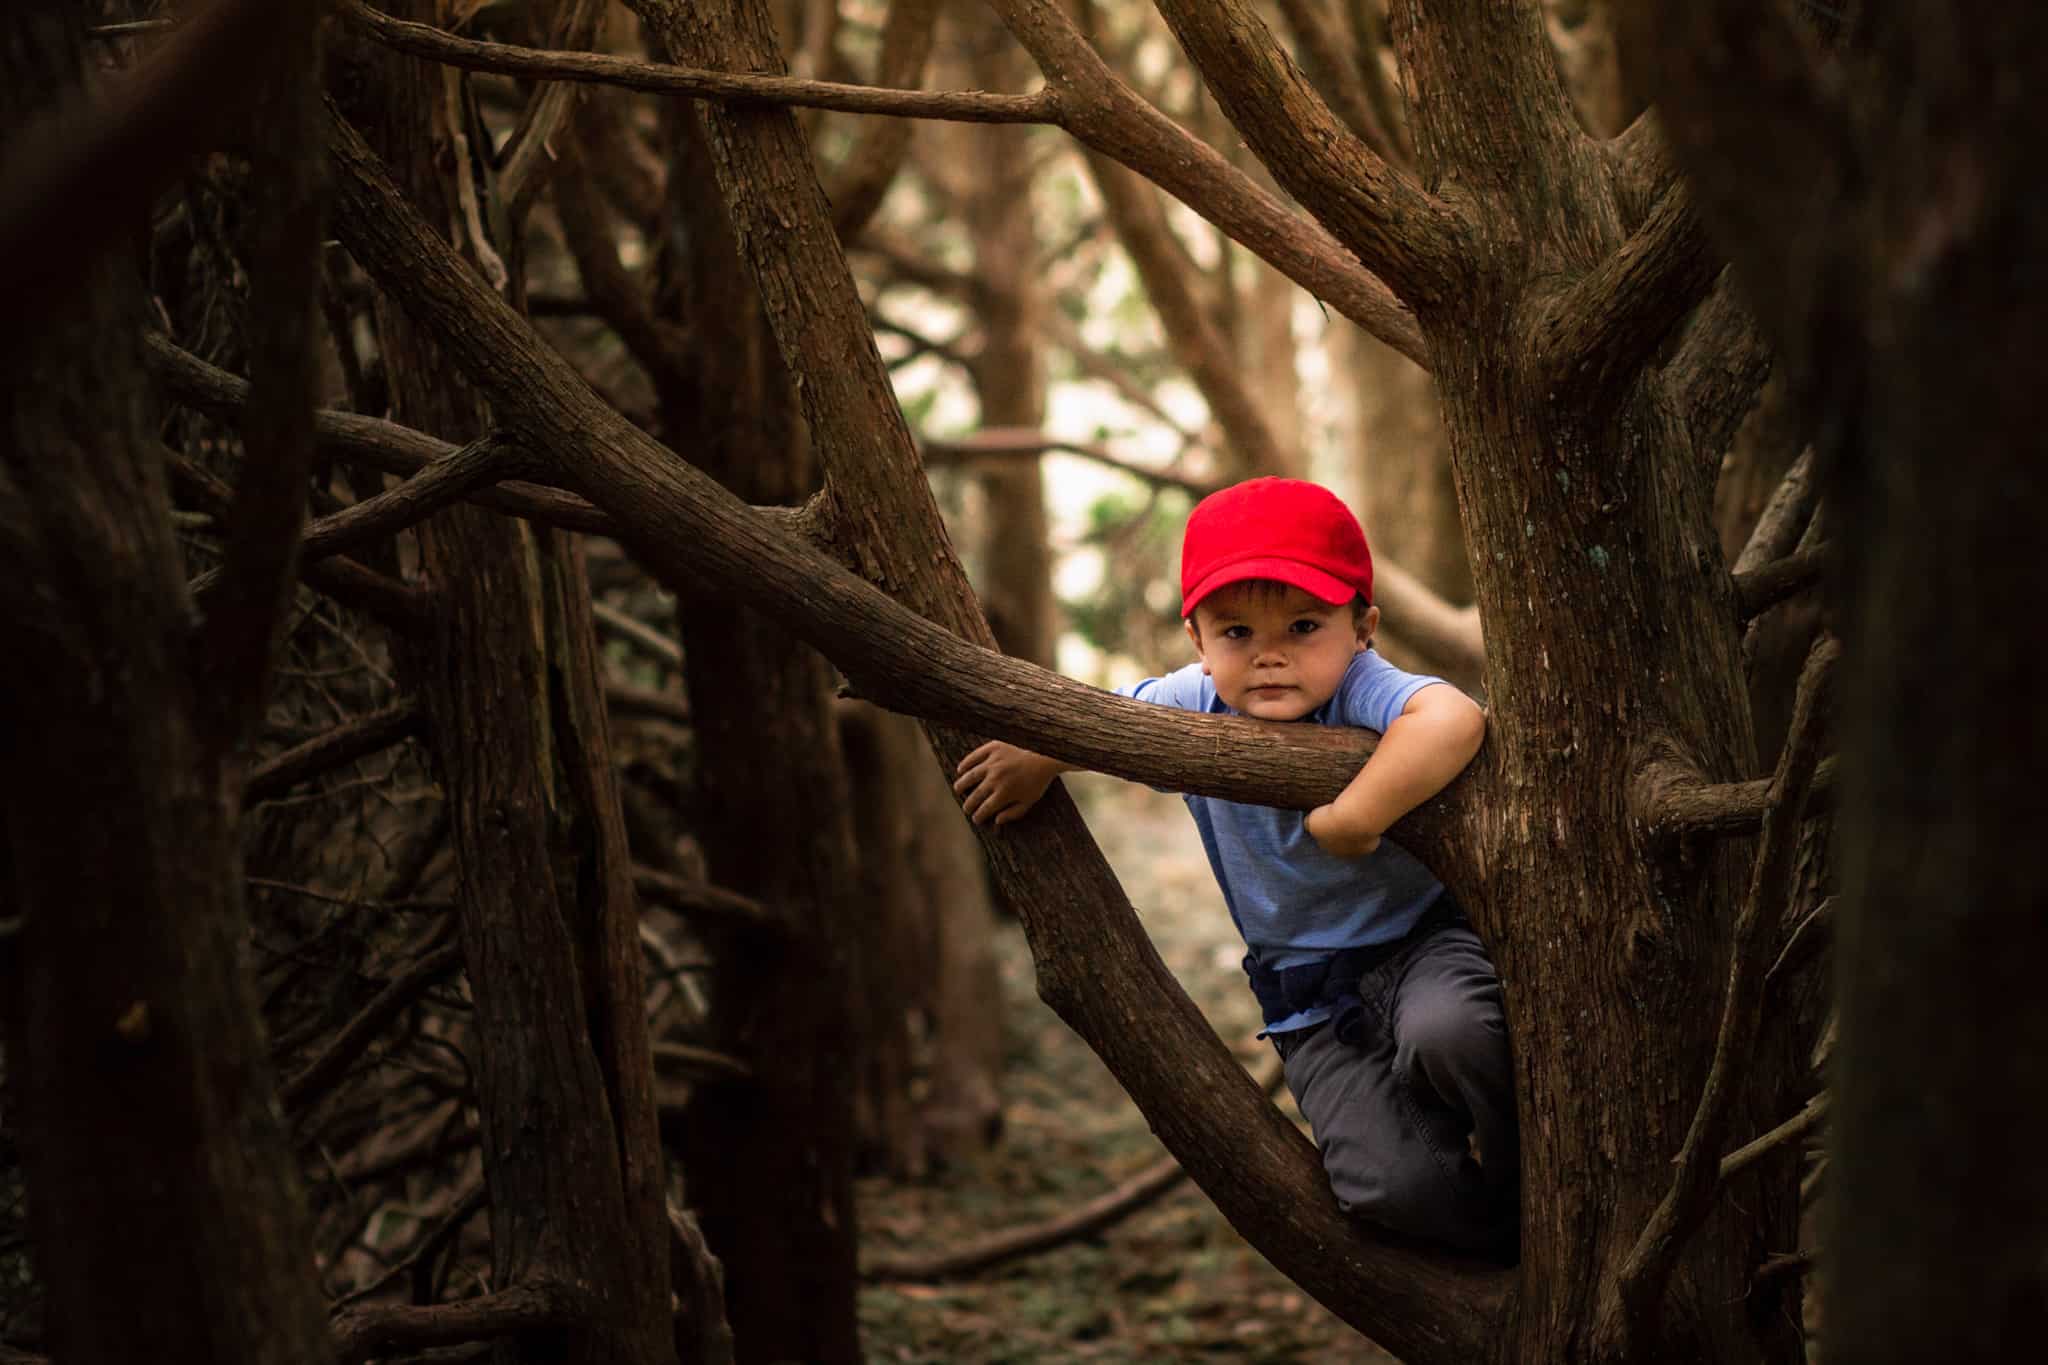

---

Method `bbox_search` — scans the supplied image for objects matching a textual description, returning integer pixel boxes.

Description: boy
[954,477,1517,1258]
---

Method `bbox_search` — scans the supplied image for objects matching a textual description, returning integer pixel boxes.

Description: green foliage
[1060,489,1191,663]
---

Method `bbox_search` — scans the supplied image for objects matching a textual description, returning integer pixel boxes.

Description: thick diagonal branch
[1146,0,1466,307]
[1532,183,1718,414]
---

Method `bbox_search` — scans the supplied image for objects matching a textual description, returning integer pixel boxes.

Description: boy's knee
[1325,1136,1458,1239]
[1399,995,1502,1082]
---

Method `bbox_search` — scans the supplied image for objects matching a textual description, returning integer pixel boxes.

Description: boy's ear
[1184,618,1211,674]
[1357,604,1381,649]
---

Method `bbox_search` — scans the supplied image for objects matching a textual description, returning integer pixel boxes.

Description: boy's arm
[954,665,1207,826]
[1304,682,1485,857]
[954,741,1080,826]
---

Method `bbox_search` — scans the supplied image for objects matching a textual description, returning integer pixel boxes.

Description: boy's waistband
[1242,894,1465,1045]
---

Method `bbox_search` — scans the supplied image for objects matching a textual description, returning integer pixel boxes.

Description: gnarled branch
[1531,183,1717,416]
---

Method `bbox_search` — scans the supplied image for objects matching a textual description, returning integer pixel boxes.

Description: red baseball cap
[1179,477,1373,617]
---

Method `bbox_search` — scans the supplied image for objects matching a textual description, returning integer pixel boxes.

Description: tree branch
[1668,272,1775,468]
[1272,0,1399,160]
[1385,0,1599,251]
[1532,183,1718,415]
[329,1280,590,1365]
[339,1,1053,124]
[606,683,691,727]
[1631,752,1838,840]
[166,441,433,633]
[281,941,463,1113]
[1734,545,1828,621]
[324,85,1507,1359]
[592,601,683,669]
[1719,1091,1828,1183]
[1143,0,1466,308]
[1602,634,1841,1353]
[247,700,423,803]
[921,428,1214,498]
[148,333,816,547]
[1082,151,1292,475]
[632,866,779,937]
[983,0,1427,365]
[652,1040,753,1084]
[863,1046,1284,1282]
[1732,447,1818,575]
[826,0,940,245]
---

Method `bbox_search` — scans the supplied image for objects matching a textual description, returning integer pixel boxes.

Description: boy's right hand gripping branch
[954,740,1058,827]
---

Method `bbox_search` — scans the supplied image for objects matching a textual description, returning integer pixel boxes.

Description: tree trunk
[0,9,330,1363]
[352,10,672,1360]
[662,105,864,1365]
[954,1,1056,670]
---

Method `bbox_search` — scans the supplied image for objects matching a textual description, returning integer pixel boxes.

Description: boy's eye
[1222,625,1251,640]
[1290,619,1321,634]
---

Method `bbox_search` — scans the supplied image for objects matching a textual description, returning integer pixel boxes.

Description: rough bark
[658,105,864,1364]
[1630,3,2048,1359]
[352,9,672,1361]
[0,9,331,1364]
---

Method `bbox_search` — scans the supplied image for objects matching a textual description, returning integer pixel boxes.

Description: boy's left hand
[1305,803,1382,858]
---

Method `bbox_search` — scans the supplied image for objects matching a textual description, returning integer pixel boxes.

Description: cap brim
[1181,557,1358,617]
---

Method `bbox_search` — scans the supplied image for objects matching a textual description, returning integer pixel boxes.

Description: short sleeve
[1328,650,1449,733]
[1115,661,1215,713]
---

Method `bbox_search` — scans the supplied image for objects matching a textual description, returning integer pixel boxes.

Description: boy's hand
[1305,802,1383,858]
[954,741,1062,827]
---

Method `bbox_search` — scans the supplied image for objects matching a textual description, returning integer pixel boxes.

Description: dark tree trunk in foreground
[0,7,329,1363]
[1631,3,2048,1359]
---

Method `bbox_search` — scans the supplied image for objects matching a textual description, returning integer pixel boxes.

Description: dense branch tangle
[311,1,1814,1361]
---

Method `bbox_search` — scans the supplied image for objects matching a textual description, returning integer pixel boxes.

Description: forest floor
[856,775,1396,1364]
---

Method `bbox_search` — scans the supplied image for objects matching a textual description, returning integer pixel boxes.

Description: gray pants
[1274,922,1518,1257]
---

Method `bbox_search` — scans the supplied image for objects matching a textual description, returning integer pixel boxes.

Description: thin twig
[863,1045,1283,1281]
[247,701,423,803]
[282,941,464,1112]
[592,601,682,669]
[1719,1092,1829,1182]
[339,2,1056,125]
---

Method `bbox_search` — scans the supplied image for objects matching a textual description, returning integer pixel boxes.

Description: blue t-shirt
[1118,649,1450,1033]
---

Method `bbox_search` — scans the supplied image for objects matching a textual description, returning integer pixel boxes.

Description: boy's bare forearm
[1324,692,1486,837]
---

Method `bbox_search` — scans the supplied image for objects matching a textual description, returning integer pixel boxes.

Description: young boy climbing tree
[954,477,1518,1259]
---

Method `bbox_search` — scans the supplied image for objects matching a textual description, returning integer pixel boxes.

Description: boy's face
[1186,582,1377,721]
